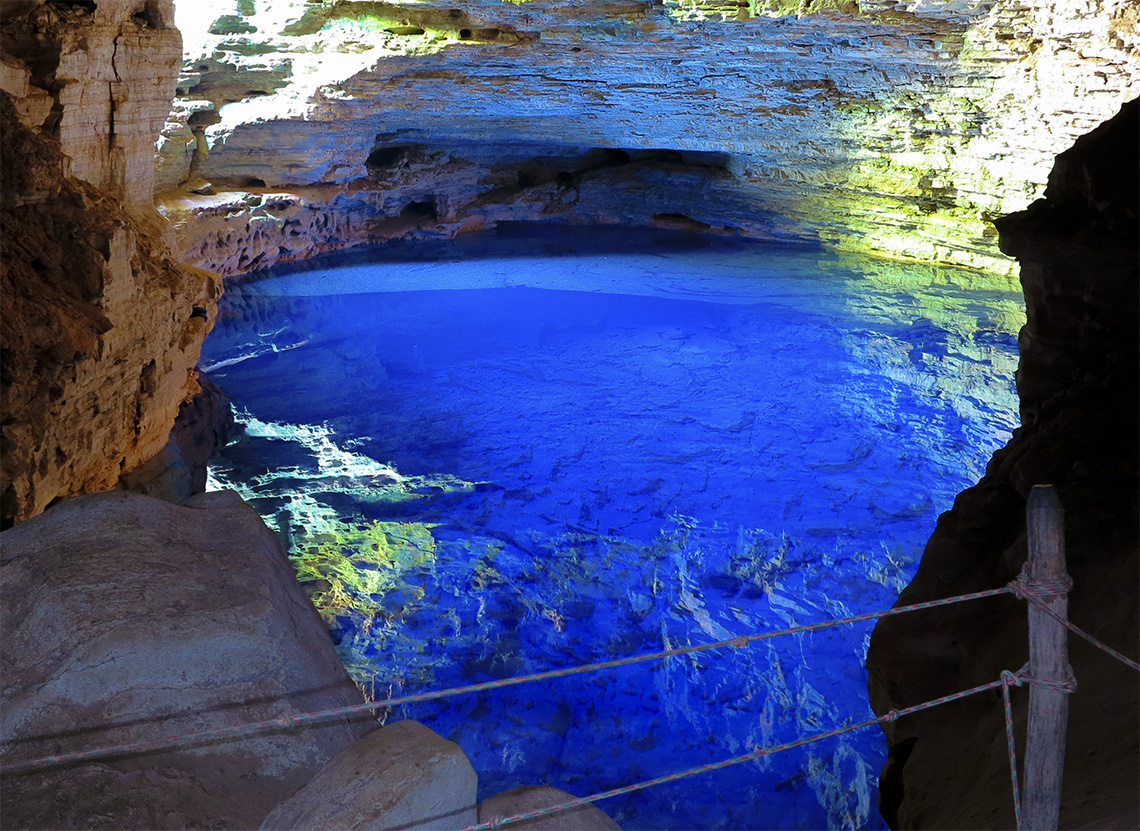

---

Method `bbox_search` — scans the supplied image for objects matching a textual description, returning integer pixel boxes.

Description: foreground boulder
[478,785,622,831]
[261,719,477,830]
[0,489,376,829]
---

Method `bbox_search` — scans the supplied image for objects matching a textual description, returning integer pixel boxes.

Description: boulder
[0,489,376,829]
[478,785,622,831]
[261,719,478,830]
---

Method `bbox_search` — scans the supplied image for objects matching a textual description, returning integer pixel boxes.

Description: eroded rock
[0,91,220,526]
[0,489,377,830]
[169,375,236,494]
[261,719,478,831]
[0,0,183,210]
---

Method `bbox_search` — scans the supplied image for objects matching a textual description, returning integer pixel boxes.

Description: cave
[0,0,1136,830]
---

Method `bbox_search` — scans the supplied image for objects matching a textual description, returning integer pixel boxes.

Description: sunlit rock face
[0,1,220,525]
[1,0,183,210]
[867,98,1138,830]
[157,0,1137,277]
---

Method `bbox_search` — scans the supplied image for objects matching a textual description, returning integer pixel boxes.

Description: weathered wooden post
[1022,484,1071,830]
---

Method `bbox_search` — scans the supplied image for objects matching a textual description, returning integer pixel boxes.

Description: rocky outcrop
[158,0,1138,277]
[866,98,1138,829]
[0,489,377,829]
[261,719,478,830]
[170,376,235,494]
[0,2,221,526]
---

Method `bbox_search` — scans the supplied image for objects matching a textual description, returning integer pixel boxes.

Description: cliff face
[866,98,1138,829]
[157,0,1138,278]
[1,0,181,210]
[0,0,220,526]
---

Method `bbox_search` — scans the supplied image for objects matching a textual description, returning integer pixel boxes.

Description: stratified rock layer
[1,0,183,210]
[158,0,1138,277]
[0,1,221,526]
[866,98,1138,830]
[0,489,377,830]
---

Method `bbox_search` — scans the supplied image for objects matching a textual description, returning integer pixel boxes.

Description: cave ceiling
[146,0,1138,274]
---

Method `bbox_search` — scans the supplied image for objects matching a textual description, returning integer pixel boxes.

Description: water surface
[203,226,1022,830]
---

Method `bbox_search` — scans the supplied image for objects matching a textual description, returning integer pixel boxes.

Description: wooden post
[1022,484,1071,830]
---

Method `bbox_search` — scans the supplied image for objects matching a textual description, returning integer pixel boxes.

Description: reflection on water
[203,226,1023,830]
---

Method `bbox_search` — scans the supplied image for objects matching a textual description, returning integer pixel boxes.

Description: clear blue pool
[202,226,1023,830]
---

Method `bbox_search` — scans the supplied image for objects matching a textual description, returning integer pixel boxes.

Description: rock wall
[866,98,1138,829]
[157,0,1138,278]
[0,1,220,526]
[1,0,182,210]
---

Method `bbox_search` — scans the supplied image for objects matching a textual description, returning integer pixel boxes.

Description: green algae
[747,0,859,19]
[291,517,436,623]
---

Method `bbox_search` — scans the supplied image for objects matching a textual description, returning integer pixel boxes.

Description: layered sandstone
[1,0,183,210]
[866,98,1138,829]
[0,1,220,526]
[158,0,1138,277]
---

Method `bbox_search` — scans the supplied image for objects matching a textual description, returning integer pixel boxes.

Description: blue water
[202,226,1022,830]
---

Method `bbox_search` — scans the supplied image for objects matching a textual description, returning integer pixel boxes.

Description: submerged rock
[0,490,376,829]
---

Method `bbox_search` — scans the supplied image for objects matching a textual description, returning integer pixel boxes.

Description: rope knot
[1000,668,1025,689]
[1009,567,1073,603]
[729,636,750,649]
[1026,665,1078,695]
[884,709,901,723]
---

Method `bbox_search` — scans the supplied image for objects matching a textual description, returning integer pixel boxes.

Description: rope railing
[5,570,1133,778]
[0,582,1017,776]
[3,489,1137,831]
[467,664,1035,831]
[1011,574,1140,672]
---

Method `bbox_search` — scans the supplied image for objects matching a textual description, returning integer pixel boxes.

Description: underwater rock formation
[866,97,1138,830]
[0,490,377,829]
[158,0,1138,276]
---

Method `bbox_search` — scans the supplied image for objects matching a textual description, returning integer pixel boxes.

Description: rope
[465,667,1033,831]
[1001,666,1027,831]
[1025,596,1140,672]
[1008,569,1073,602]
[1011,565,1138,672]
[0,583,1015,775]
[6,569,1126,778]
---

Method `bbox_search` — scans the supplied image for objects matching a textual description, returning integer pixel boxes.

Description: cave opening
[201,223,1024,830]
